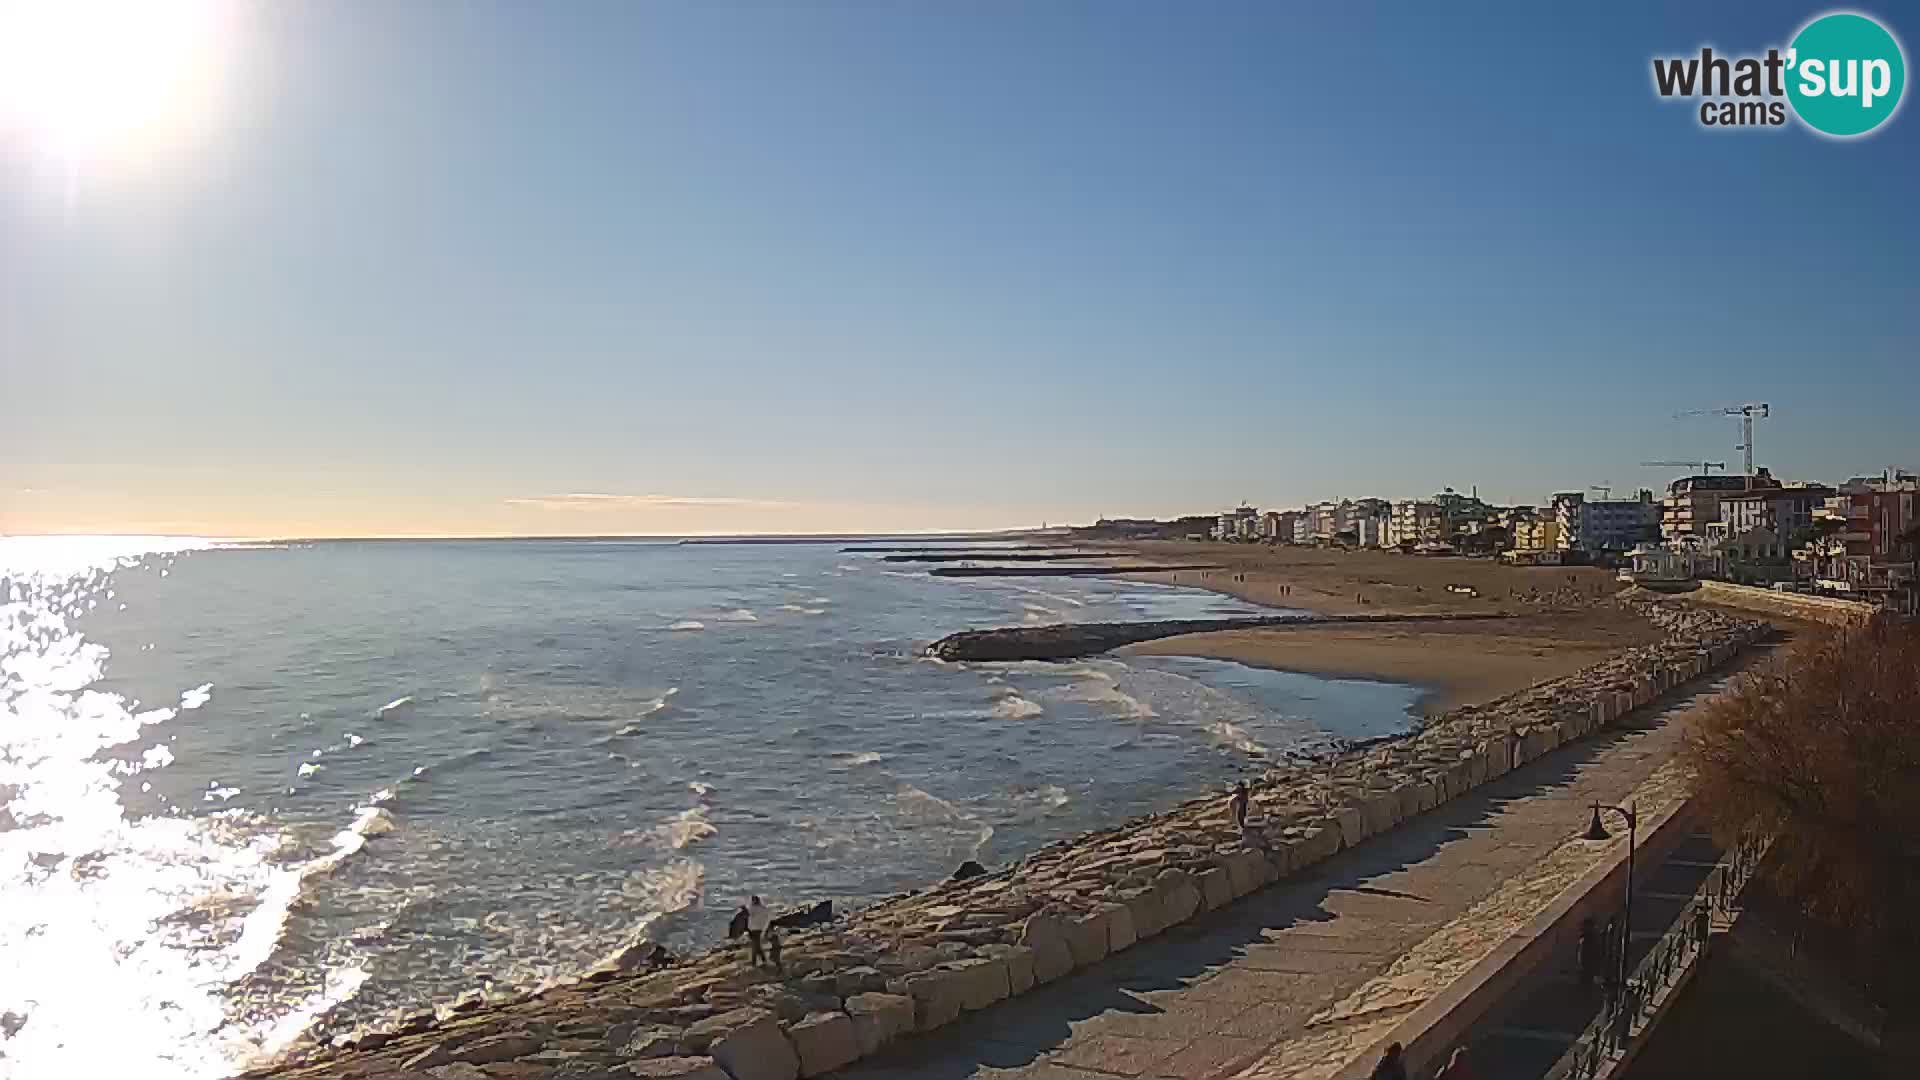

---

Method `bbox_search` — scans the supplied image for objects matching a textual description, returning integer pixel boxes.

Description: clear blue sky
[3,1,1915,536]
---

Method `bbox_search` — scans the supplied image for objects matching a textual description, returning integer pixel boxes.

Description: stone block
[949,956,1011,1011]
[1394,783,1424,821]
[625,1058,732,1080]
[1197,866,1233,911]
[1104,901,1137,952]
[706,1009,799,1080]
[1479,741,1508,780]
[1223,850,1270,898]
[980,943,1035,995]
[620,1026,684,1058]
[1031,935,1074,983]
[1153,869,1202,927]
[1064,910,1110,967]
[896,968,966,1031]
[843,993,914,1057]
[787,1011,860,1078]
[1121,886,1166,940]
[1333,806,1366,848]
[832,966,886,998]
[1291,824,1340,869]
[1415,779,1441,813]
[1362,791,1399,836]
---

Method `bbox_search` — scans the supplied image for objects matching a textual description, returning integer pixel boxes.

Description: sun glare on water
[0,0,240,194]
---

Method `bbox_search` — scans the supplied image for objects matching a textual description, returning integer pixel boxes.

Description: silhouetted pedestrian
[1369,1042,1409,1080]
[1578,915,1601,987]
[1229,781,1250,831]
[766,926,783,973]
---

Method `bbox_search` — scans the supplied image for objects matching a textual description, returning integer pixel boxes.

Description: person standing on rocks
[745,895,771,967]
[1229,781,1250,832]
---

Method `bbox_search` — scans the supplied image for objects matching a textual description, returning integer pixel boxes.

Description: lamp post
[1584,802,1639,990]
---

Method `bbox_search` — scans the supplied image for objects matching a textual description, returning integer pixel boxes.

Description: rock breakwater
[252,600,1767,1080]
[927,611,1510,662]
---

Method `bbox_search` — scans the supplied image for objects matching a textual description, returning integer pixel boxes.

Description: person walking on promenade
[1229,781,1250,832]
[745,895,771,967]
[1435,1046,1474,1080]
[1369,1042,1409,1080]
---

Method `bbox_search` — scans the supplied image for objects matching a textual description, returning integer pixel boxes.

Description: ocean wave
[296,762,324,779]
[616,807,718,852]
[618,858,705,931]
[180,683,214,710]
[776,604,828,615]
[1206,720,1270,758]
[828,750,885,769]
[1012,783,1071,811]
[714,608,758,623]
[1068,678,1156,720]
[667,620,706,632]
[991,693,1044,720]
[373,696,413,718]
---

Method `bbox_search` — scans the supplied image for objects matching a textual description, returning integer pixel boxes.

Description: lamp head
[1584,806,1612,842]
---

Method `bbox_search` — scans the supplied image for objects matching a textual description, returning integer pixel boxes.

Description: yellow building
[1512,517,1561,552]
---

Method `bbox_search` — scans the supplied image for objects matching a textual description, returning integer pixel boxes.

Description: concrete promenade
[832,660,1763,1080]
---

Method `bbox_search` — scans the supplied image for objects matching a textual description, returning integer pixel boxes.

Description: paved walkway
[1468,828,1725,1079]
[832,656,1768,1080]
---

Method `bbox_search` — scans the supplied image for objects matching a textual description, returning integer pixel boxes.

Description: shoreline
[263,600,1771,1080]
[1027,552,1666,717]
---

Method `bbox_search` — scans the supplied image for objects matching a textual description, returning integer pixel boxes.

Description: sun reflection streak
[0,536,362,1077]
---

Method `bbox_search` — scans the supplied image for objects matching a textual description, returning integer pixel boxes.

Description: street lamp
[1584,802,1639,989]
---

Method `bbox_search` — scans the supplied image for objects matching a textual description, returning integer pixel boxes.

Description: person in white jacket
[745,895,771,967]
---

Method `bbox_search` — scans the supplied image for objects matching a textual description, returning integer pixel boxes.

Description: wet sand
[1120,612,1663,715]
[1103,542,1661,714]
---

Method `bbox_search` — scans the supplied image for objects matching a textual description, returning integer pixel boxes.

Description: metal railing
[1543,834,1768,1080]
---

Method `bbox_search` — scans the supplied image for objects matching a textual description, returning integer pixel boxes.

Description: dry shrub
[1685,617,1920,955]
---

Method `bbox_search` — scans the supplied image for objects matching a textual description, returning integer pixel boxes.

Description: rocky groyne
[252,600,1768,1080]
[926,611,1510,662]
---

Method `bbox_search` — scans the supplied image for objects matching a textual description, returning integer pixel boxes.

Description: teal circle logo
[1786,12,1906,137]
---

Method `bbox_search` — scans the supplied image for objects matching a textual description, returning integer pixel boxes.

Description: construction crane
[1674,403,1770,476]
[1641,460,1727,474]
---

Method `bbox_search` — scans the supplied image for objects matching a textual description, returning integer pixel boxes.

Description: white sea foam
[688,780,715,797]
[991,693,1044,720]
[180,682,214,709]
[828,750,885,768]
[777,604,828,615]
[297,762,324,778]
[714,608,757,622]
[668,620,706,632]
[374,696,413,718]
[1207,720,1270,758]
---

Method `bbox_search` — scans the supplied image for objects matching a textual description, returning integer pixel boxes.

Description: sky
[2,1,1916,538]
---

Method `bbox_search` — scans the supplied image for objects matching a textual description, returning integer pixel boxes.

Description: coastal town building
[1511,514,1561,553]
[1718,484,1834,540]
[1261,510,1301,541]
[1387,500,1442,548]
[1797,471,1919,611]
[1213,505,1261,541]
[1660,470,1780,543]
[1553,489,1659,552]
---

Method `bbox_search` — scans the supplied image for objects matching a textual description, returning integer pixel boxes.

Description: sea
[0,536,1424,1078]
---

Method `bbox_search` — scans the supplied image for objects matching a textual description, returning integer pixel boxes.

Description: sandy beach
[1102,541,1662,714]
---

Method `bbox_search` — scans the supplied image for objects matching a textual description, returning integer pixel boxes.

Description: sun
[0,0,239,186]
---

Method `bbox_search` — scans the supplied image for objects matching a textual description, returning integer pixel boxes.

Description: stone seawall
[1693,580,1876,627]
[926,612,1510,662]
[253,601,1768,1080]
